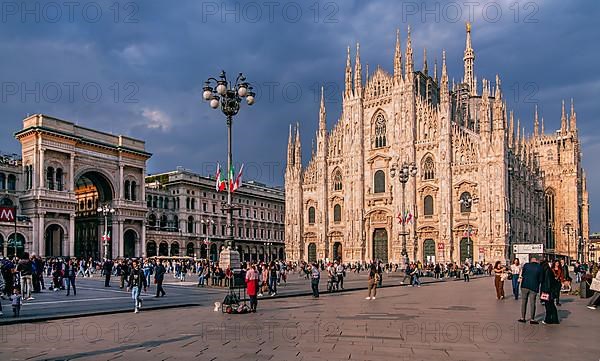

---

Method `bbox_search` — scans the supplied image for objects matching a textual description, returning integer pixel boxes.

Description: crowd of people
[0,253,295,316]
[489,257,600,325]
[2,251,599,318]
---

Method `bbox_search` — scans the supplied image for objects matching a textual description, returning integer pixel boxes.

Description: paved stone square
[0,270,466,324]
[0,277,597,360]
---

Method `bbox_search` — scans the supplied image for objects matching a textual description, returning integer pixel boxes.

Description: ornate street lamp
[563,224,573,262]
[97,204,115,260]
[391,161,417,267]
[459,194,473,264]
[265,241,274,263]
[202,70,255,272]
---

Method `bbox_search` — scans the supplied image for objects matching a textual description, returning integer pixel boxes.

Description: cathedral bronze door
[460,237,473,263]
[372,228,388,263]
[333,242,342,262]
[423,239,435,263]
[308,243,317,263]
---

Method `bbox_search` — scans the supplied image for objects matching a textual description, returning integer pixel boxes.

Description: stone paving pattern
[0,271,465,325]
[1,277,598,360]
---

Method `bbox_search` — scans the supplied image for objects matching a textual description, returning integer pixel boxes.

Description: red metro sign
[0,206,16,222]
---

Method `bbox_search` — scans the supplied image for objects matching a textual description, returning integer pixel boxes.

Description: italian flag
[228,164,235,192]
[231,164,244,192]
[216,163,226,192]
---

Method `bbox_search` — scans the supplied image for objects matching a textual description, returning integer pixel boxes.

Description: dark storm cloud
[0,0,599,228]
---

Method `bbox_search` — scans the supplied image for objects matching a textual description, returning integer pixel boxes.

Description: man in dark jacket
[518,257,543,324]
[64,259,77,296]
[103,259,113,287]
[127,260,147,313]
[154,261,166,297]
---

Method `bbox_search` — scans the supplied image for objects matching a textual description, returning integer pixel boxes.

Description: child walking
[11,288,23,317]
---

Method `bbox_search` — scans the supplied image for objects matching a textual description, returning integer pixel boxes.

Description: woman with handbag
[540,260,560,324]
[587,268,600,310]
[493,261,506,300]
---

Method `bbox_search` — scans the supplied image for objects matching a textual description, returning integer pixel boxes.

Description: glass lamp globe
[210,98,220,109]
[246,95,255,105]
[203,90,212,101]
[216,83,227,95]
[238,86,247,97]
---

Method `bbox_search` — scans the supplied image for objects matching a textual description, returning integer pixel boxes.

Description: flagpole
[13,205,17,257]
[226,114,234,251]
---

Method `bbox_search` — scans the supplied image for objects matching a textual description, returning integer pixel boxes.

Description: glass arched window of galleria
[423,156,435,180]
[374,170,385,194]
[374,113,387,148]
[308,207,316,225]
[333,169,342,191]
[333,204,341,223]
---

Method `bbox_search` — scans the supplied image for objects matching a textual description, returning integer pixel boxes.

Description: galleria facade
[285,25,590,264]
[0,114,285,260]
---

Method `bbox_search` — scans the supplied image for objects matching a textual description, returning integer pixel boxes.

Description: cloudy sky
[1,0,598,228]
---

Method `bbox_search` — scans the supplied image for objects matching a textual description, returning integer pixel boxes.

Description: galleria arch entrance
[14,114,151,259]
[45,224,64,257]
[74,171,114,259]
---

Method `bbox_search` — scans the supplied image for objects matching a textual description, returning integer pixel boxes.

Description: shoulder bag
[590,278,600,292]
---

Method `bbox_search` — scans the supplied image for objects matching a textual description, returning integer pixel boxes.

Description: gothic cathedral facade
[285,25,589,264]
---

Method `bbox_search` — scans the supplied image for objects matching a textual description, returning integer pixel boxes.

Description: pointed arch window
[333,169,342,191]
[423,156,435,180]
[374,113,387,148]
